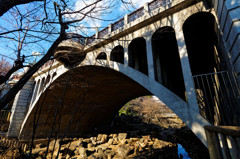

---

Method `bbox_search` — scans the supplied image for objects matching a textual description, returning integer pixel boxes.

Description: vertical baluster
[205,74,219,123]
[219,134,231,159]
[230,71,240,95]
[195,76,205,118]
[205,128,223,159]
[226,72,238,99]
[210,74,230,125]
[220,72,235,124]
[200,75,214,123]
[229,136,240,159]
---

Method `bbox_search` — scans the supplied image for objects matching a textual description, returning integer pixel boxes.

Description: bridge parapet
[84,0,186,48]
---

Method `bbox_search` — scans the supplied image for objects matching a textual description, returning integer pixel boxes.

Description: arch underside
[20,66,152,139]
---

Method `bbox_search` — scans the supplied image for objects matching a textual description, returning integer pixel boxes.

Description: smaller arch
[31,80,40,105]
[52,72,57,80]
[183,12,218,76]
[45,75,51,85]
[96,52,107,60]
[39,77,46,94]
[151,26,185,99]
[128,37,148,75]
[110,45,124,64]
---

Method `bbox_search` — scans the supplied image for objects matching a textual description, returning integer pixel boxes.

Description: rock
[104,150,115,159]
[87,143,95,151]
[119,139,126,145]
[54,147,71,158]
[49,139,60,151]
[4,148,21,158]
[31,147,47,155]
[35,143,44,149]
[96,134,108,144]
[65,140,81,151]
[90,137,97,145]
[53,148,61,157]
[116,144,132,158]
[82,138,91,143]
[112,134,118,139]
[108,139,113,145]
[79,147,87,158]
[96,143,109,151]
[46,153,52,159]
[100,134,108,143]
[118,133,127,140]
[91,148,106,159]
[1,123,9,132]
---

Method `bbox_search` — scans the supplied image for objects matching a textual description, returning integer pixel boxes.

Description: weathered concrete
[7,80,34,138]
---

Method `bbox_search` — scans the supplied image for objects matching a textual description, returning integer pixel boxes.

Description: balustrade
[98,27,109,38]
[112,18,124,31]
[128,7,144,23]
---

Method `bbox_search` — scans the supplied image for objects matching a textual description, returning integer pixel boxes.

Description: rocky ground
[0,96,210,159]
[0,119,9,132]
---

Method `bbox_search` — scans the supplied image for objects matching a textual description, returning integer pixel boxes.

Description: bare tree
[0,0,134,108]
[0,57,12,77]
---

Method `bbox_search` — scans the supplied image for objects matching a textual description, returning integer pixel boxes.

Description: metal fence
[193,71,240,126]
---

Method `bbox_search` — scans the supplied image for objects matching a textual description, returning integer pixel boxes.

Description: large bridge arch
[20,59,208,145]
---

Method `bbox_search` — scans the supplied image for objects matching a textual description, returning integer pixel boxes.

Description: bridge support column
[145,36,155,80]
[175,28,199,112]
[7,79,34,138]
[175,26,210,146]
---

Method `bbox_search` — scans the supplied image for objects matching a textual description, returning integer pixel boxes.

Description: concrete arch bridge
[6,0,240,147]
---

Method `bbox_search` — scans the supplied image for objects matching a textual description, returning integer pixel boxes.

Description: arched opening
[52,72,57,79]
[183,12,219,76]
[183,12,239,125]
[128,37,148,75]
[45,75,51,85]
[110,45,124,64]
[39,77,46,93]
[152,27,185,99]
[31,80,40,105]
[96,52,107,60]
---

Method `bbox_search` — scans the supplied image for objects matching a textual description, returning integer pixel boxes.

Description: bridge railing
[128,7,144,23]
[204,125,240,159]
[112,18,124,31]
[86,0,173,45]
[193,71,240,126]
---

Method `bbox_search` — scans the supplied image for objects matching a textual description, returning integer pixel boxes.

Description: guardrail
[204,125,240,159]
[193,71,240,125]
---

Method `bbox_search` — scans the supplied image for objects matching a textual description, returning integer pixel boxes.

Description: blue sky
[0,0,152,64]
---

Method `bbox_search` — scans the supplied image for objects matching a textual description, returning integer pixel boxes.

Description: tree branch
[0,0,45,16]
